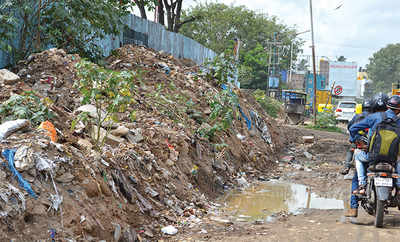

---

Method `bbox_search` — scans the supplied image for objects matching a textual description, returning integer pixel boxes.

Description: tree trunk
[163,0,173,31]
[157,0,165,26]
[173,0,182,32]
[135,0,147,19]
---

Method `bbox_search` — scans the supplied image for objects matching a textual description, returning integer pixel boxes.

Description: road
[174,125,400,242]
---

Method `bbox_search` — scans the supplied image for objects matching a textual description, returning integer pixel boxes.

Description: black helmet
[362,99,373,112]
[372,92,389,112]
[387,95,400,110]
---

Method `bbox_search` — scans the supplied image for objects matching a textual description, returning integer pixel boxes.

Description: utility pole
[266,32,283,98]
[309,0,317,125]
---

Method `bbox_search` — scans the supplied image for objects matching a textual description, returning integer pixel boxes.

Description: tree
[337,55,347,62]
[296,59,309,71]
[0,0,128,64]
[240,43,269,89]
[366,43,400,94]
[180,2,303,89]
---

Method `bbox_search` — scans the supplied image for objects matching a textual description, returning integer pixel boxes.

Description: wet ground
[173,125,400,241]
[222,181,344,222]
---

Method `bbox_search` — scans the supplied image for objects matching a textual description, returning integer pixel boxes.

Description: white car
[335,101,357,122]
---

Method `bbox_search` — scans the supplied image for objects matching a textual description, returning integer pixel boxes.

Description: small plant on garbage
[253,89,282,118]
[204,52,237,86]
[74,60,137,150]
[198,89,239,140]
[306,112,342,133]
[0,91,54,126]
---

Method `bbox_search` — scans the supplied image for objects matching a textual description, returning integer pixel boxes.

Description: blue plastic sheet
[2,149,37,199]
[238,105,252,130]
[221,84,252,130]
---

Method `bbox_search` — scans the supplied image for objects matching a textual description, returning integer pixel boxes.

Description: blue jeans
[355,149,400,187]
[351,171,359,209]
[354,149,368,186]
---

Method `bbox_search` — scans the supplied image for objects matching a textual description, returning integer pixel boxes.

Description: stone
[212,159,226,171]
[91,126,125,146]
[145,187,159,198]
[303,151,313,159]
[166,159,175,167]
[236,177,249,187]
[111,125,130,137]
[126,128,144,143]
[14,145,34,171]
[302,136,315,144]
[161,225,178,235]
[75,105,114,127]
[144,230,154,238]
[77,138,93,151]
[56,172,75,183]
[119,228,138,242]
[0,69,20,85]
[280,156,295,163]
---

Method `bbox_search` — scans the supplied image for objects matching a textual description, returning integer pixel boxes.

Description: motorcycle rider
[344,96,385,217]
[340,99,373,175]
[345,94,400,217]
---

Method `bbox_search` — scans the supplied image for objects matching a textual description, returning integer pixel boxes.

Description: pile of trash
[0,45,284,241]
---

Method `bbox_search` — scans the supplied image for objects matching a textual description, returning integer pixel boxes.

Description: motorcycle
[358,161,400,227]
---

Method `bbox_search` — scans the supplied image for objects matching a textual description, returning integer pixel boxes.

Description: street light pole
[309,0,317,125]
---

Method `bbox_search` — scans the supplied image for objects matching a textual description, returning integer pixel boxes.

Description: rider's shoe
[340,166,350,175]
[344,208,358,217]
[352,185,367,196]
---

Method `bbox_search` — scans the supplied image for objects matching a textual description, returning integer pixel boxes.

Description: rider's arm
[349,115,373,142]
[347,115,357,131]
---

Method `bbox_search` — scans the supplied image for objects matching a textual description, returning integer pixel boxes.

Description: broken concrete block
[111,125,130,137]
[77,138,93,151]
[0,69,20,85]
[302,136,315,144]
[91,126,125,146]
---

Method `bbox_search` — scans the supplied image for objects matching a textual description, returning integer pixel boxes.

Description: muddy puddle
[222,181,344,221]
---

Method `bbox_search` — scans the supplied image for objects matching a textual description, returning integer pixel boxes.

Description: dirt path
[172,125,400,241]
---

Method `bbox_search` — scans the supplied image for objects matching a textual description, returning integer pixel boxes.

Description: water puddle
[222,181,344,221]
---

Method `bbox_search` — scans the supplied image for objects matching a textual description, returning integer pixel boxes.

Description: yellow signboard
[316,90,331,105]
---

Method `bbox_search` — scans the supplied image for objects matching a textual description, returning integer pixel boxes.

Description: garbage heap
[0,45,284,241]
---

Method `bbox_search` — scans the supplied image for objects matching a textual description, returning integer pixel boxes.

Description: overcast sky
[183,0,400,67]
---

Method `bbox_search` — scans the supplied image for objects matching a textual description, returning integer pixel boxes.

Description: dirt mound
[0,44,284,241]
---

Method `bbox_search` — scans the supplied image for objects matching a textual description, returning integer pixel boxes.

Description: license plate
[375,177,393,187]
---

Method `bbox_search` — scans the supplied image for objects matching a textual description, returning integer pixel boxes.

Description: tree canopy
[180,2,303,89]
[0,0,128,64]
[366,43,400,94]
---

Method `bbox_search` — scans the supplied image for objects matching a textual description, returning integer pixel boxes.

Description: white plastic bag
[0,119,30,141]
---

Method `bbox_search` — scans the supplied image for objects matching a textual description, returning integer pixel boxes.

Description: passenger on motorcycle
[349,95,400,198]
[340,99,373,175]
[344,96,385,217]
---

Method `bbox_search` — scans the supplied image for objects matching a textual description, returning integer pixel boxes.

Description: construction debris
[0,45,284,240]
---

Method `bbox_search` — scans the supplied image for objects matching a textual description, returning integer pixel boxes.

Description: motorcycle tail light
[367,173,375,176]
[336,109,342,112]
[380,172,388,177]
[392,174,399,178]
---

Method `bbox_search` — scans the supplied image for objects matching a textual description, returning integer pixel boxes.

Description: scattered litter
[2,149,37,198]
[38,121,58,142]
[161,225,178,235]
[0,119,30,141]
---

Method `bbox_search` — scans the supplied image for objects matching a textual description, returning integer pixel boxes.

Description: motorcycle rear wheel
[375,200,384,228]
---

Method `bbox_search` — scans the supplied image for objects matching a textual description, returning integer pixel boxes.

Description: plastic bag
[38,121,57,142]
[0,119,30,141]
[2,149,37,198]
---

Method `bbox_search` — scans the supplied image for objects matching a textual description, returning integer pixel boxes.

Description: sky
[182,0,400,68]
